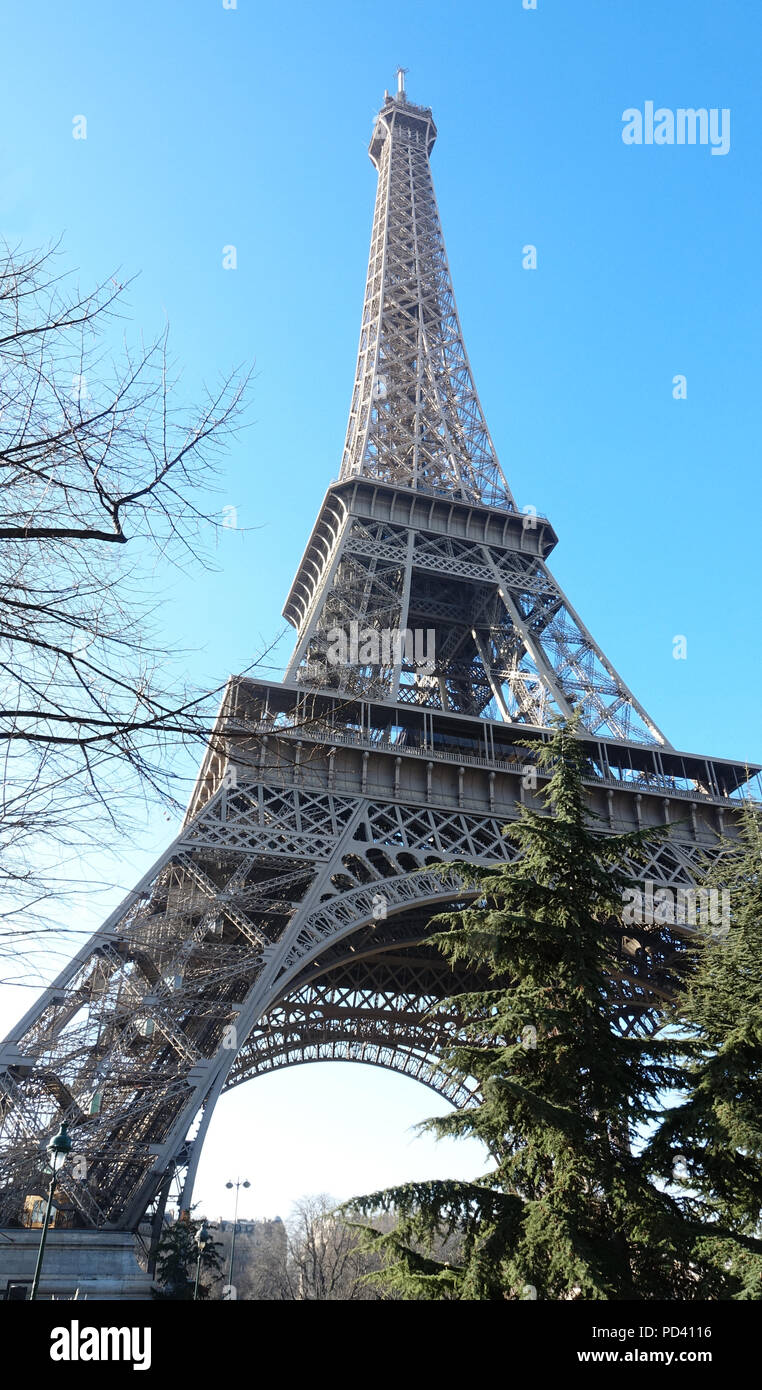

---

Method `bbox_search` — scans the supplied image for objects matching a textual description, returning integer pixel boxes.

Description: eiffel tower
[0,72,756,1266]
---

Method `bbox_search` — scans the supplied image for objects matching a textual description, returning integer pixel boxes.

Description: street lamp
[225,1178,250,1291]
[193,1220,211,1301]
[30,1121,73,1301]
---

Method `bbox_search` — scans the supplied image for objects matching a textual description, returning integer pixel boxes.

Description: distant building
[216,1215,284,1243]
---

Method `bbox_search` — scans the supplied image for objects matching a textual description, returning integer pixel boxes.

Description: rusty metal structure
[0,72,757,1239]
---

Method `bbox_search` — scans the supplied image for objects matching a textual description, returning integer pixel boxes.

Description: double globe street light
[225,1177,250,1294]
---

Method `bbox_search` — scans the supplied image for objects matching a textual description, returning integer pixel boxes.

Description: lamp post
[193,1220,211,1301]
[225,1177,250,1291]
[30,1121,73,1301]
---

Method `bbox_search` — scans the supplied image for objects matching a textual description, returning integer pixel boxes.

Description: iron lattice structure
[339,88,513,509]
[0,74,757,1235]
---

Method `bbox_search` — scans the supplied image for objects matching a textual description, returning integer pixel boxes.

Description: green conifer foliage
[645,800,762,1298]
[153,1214,224,1300]
[348,720,729,1300]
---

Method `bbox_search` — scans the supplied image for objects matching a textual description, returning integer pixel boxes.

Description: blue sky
[1,0,760,1221]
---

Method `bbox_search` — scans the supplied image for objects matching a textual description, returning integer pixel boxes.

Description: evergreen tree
[348,719,725,1300]
[645,799,762,1297]
[153,1214,224,1300]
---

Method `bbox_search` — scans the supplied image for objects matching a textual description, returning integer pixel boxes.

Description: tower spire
[340,83,516,511]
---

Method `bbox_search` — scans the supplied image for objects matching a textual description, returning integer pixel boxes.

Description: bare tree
[0,241,252,948]
[206,1195,458,1301]
[281,1194,388,1301]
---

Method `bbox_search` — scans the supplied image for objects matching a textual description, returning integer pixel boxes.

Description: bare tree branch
[0,240,258,945]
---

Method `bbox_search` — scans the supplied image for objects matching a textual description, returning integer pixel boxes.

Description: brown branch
[0,525,127,542]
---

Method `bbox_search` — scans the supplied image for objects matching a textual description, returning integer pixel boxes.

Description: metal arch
[226,922,487,1111]
[0,798,506,1230]
[224,1051,477,1109]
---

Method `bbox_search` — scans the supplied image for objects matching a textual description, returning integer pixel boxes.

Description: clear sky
[1,0,760,1222]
